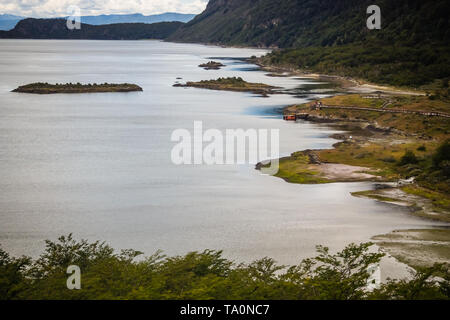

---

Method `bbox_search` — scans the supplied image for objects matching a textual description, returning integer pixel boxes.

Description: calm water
[0,40,443,270]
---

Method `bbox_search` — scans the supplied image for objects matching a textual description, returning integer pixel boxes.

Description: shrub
[433,140,450,168]
[417,145,427,152]
[381,156,397,163]
[439,160,450,177]
[399,150,418,166]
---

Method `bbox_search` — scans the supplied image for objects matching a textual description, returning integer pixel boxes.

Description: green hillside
[170,0,450,88]
[170,0,449,48]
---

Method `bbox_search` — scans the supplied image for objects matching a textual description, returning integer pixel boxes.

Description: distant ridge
[0,18,183,40]
[79,13,196,25]
[0,12,196,31]
[0,14,24,31]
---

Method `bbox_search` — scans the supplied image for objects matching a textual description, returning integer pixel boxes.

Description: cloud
[0,0,208,17]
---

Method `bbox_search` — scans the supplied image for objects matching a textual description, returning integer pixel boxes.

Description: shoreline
[246,60,449,222]
[3,40,446,274]
[262,118,450,272]
[265,104,449,223]
[248,59,449,271]
[250,58,427,96]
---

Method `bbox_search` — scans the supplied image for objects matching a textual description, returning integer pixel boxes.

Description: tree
[0,235,448,300]
[433,140,450,169]
[370,264,450,300]
[0,247,31,300]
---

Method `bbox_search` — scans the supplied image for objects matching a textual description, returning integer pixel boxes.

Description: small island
[199,61,225,70]
[173,77,277,96]
[12,82,143,94]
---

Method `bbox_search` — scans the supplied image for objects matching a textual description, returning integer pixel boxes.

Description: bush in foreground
[1,234,448,300]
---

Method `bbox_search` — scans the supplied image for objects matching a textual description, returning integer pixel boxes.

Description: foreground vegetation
[1,235,449,300]
[13,82,143,94]
[174,77,277,96]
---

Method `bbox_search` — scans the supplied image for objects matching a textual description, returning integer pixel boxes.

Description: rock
[304,150,321,164]
[365,124,392,133]
[374,183,394,190]
[199,61,225,70]
[330,133,348,140]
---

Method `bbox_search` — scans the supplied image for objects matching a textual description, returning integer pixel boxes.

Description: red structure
[283,114,296,121]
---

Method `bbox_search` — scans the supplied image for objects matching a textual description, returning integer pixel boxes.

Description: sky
[0,0,209,17]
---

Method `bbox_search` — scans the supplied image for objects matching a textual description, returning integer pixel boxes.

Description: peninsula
[12,82,143,94]
[263,93,450,222]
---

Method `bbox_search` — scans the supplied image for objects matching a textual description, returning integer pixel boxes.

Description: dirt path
[347,83,425,96]
[319,163,377,181]
[316,105,450,118]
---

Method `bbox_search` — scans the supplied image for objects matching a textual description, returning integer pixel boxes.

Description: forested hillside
[170,0,449,48]
[259,44,450,88]
[169,0,449,88]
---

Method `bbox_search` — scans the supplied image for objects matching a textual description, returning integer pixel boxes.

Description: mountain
[169,0,449,48]
[169,0,449,88]
[0,18,183,40]
[0,12,195,31]
[0,14,24,31]
[78,13,195,25]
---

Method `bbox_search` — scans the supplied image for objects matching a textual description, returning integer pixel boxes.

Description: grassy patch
[402,185,450,213]
[317,141,401,180]
[320,94,385,109]
[273,153,331,184]
[352,190,400,203]
[294,94,450,138]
